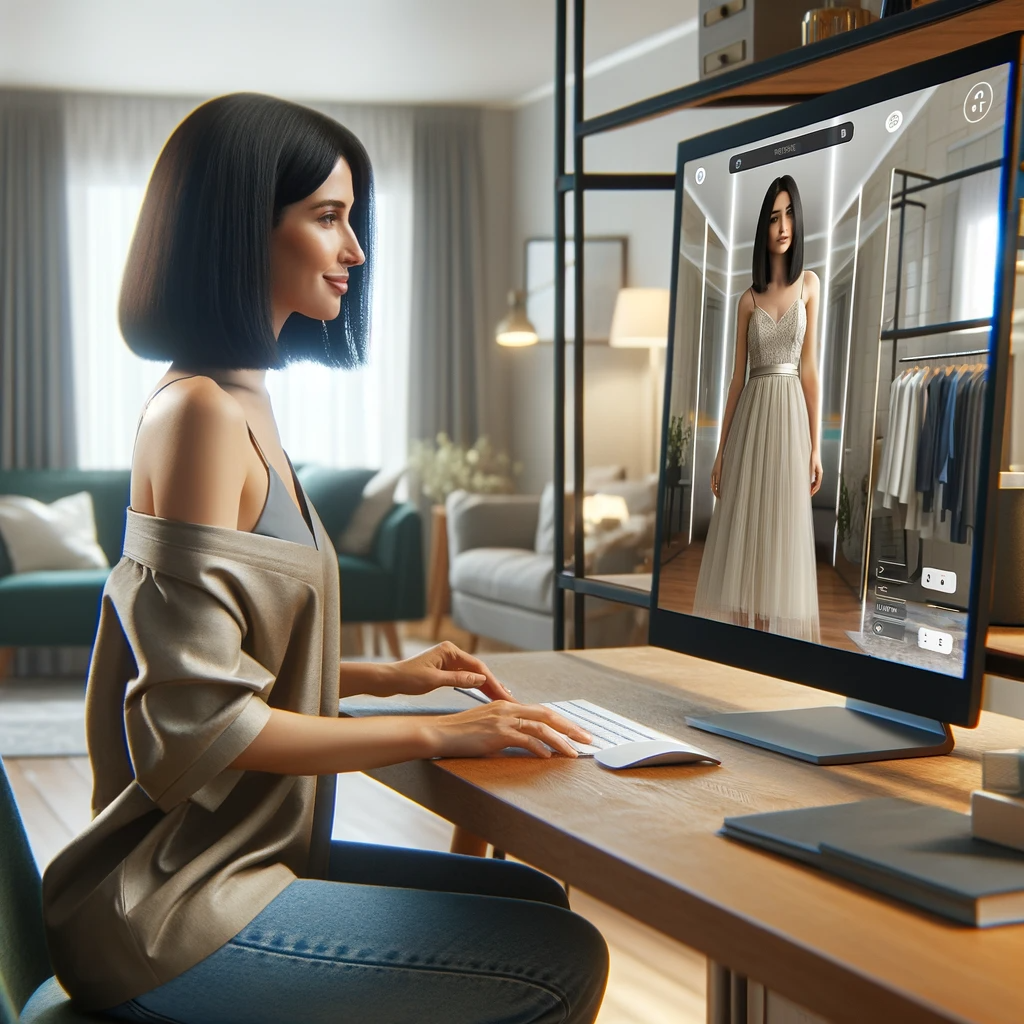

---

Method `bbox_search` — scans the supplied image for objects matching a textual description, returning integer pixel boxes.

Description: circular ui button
[964,82,993,123]
[695,167,706,185]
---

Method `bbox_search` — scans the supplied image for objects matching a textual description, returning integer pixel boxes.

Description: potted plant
[406,432,522,507]
[665,414,691,487]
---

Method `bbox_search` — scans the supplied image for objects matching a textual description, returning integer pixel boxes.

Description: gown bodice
[746,295,806,369]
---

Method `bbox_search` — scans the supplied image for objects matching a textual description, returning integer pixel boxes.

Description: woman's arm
[339,642,516,701]
[711,290,753,498]
[229,700,592,773]
[800,272,823,496]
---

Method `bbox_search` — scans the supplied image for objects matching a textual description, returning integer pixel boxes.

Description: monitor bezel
[650,33,1023,728]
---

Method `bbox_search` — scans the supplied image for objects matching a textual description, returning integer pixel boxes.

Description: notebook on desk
[723,798,1024,927]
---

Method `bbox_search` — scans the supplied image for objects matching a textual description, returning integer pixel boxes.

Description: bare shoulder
[135,376,252,529]
[737,286,756,314]
[802,270,821,296]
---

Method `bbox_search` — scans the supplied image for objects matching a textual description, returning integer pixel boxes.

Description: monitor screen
[652,38,1020,724]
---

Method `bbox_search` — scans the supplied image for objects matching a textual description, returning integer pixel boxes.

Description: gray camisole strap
[134,375,316,548]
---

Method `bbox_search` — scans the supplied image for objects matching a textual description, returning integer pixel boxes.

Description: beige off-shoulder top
[41,503,341,1010]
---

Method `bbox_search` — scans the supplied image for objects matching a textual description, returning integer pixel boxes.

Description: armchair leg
[465,633,479,655]
[372,625,382,657]
[0,647,13,681]
[380,623,402,660]
[450,826,489,857]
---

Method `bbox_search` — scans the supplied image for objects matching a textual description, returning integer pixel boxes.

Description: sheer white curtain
[64,94,414,473]
[65,94,196,469]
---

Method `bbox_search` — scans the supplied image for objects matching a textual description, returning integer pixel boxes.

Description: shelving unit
[551,0,1024,650]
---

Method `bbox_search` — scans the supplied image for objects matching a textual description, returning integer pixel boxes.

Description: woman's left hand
[810,450,823,497]
[391,641,518,702]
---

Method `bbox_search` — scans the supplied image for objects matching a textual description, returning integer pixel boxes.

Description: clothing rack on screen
[898,348,990,363]
[875,351,990,612]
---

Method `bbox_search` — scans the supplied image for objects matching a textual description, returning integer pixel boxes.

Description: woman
[692,175,822,643]
[40,94,608,1024]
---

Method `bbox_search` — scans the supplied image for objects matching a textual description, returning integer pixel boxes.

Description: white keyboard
[541,699,682,756]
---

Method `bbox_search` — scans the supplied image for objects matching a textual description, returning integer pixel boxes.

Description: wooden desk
[368,647,1024,1024]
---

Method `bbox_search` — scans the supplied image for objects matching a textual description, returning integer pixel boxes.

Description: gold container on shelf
[801,5,874,45]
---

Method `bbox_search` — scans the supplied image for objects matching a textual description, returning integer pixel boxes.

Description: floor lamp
[609,288,670,477]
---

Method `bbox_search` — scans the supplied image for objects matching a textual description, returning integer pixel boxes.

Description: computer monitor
[651,34,1022,763]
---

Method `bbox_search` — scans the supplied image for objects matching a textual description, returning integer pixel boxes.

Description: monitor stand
[685,699,954,765]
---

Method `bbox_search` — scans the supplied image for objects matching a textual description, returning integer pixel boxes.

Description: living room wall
[507,24,773,495]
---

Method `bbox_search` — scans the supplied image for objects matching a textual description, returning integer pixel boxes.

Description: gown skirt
[692,372,821,643]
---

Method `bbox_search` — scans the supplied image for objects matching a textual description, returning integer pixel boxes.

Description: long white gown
[692,285,821,643]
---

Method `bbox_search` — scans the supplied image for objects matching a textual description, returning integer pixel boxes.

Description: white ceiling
[0,0,698,106]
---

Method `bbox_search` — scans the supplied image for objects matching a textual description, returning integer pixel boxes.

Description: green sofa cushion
[0,570,109,647]
[295,466,376,541]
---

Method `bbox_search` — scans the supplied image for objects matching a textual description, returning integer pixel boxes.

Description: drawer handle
[704,0,746,27]
[703,40,747,76]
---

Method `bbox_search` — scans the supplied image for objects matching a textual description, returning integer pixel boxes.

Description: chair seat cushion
[450,548,553,614]
[20,976,104,1022]
[0,569,109,646]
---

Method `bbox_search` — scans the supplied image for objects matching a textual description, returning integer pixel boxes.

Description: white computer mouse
[594,739,721,770]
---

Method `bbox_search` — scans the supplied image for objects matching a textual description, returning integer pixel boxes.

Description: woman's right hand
[428,700,592,759]
[711,453,723,499]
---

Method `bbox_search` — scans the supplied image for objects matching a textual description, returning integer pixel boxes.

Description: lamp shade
[496,289,538,347]
[609,287,670,348]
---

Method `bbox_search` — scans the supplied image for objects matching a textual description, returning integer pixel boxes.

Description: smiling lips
[324,275,349,295]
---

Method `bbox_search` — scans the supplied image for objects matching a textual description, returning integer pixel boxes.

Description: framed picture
[524,236,627,343]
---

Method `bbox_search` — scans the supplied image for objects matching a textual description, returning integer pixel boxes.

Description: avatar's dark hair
[751,175,803,294]
[119,93,375,369]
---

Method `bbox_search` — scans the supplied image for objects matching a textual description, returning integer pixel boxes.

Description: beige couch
[446,474,656,650]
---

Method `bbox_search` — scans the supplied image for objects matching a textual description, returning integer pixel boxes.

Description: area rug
[0,679,87,757]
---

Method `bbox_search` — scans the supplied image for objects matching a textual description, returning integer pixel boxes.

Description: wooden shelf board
[580,0,1022,137]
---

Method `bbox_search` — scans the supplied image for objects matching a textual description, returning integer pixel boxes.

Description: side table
[426,504,450,641]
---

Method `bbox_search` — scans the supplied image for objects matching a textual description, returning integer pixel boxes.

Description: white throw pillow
[336,469,404,556]
[0,492,110,573]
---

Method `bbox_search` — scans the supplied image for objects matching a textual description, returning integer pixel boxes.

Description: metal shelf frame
[550,0,1024,651]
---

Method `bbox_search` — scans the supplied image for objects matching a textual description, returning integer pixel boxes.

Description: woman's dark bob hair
[751,175,803,294]
[119,93,375,370]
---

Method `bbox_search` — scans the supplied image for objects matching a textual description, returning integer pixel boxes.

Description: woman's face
[269,156,365,333]
[767,190,794,256]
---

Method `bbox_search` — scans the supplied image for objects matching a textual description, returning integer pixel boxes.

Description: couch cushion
[20,976,101,1022]
[0,493,109,573]
[450,548,552,614]
[295,466,377,541]
[0,570,109,647]
[534,484,575,558]
[0,470,131,568]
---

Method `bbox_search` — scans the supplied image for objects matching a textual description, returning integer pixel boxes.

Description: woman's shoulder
[801,269,820,295]
[134,375,252,528]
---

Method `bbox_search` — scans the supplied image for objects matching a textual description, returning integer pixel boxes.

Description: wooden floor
[658,540,863,653]
[7,617,707,1024]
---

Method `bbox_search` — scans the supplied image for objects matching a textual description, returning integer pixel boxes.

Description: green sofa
[0,465,425,653]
